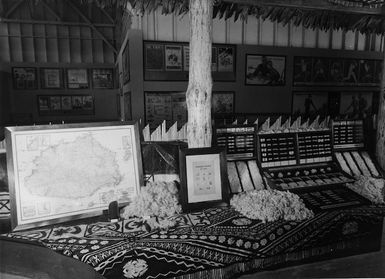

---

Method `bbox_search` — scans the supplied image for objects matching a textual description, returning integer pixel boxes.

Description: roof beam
[5,0,24,18]
[221,0,385,15]
[41,0,62,21]
[67,0,117,54]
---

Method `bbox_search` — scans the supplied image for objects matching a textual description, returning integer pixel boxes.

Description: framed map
[5,122,143,231]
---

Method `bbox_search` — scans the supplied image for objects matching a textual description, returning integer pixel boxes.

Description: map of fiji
[24,133,122,199]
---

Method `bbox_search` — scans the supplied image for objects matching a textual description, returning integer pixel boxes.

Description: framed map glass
[5,122,143,231]
[40,68,63,89]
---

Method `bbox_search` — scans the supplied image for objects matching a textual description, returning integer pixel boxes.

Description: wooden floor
[239,218,385,279]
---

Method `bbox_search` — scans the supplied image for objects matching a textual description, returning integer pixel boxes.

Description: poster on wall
[212,92,234,114]
[171,93,187,124]
[92,68,114,89]
[246,55,285,85]
[339,91,373,118]
[328,59,344,84]
[122,43,130,84]
[342,60,359,84]
[40,68,63,89]
[358,60,375,84]
[49,96,61,111]
[145,93,173,128]
[292,92,329,117]
[12,67,38,90]
[311,58,329,83]
[218,47,234,72]
[183,46,190,71]
[5,122,143,231]
[38,95,94,115]
[293,57,312,85]
[145,43,165,71]
[165,45,183,71]
[67,69,89,89]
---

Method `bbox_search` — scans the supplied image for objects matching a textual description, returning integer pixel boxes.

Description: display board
[5,122,143,231]
[298,131,332,164]
[143,41,236,81]
[332,120,364,149]
[214,125,257,160]
[258,133,297,168]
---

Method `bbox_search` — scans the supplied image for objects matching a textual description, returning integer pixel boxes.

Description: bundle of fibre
[230,189,314,223]
[346,175,385,204]
[120,181,182,230]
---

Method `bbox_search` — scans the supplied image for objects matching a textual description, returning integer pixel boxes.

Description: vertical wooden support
[376,54,385,170]
[186,0,213,148]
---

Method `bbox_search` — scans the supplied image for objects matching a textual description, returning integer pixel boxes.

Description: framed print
[38,96,50,111]
[339,91,373,118]
[61,96,72,110]
[183,46,190,71]
[179,147,229,212]
[212,92,235,114]
[218,47,234,72]
[165,45,182,71]
[38,95,94,115]
[312,58,329,83]
[145,43,164,71]
[171,92,187,124]
[49,96,61,111]
[374,60,382,84]
[328,59,344,84]
[67,69,89,89]
[92,68,114,89]
[40,68,63,89]
[12,67,37,90]
[342,59,359,84]
[5,121,143,231]
[293,57,312,85]
[358,60,375,84]
[246,55,285,85]
[292,92,329,117]
[145,92,173,128]
[122,43,130,84]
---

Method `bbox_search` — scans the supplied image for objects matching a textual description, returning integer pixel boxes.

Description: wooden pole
[376,53,385,170]
[186,0,213,148]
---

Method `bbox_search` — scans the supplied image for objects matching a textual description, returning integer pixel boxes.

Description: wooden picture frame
[66,68,89,89]
[40,68,63,89]
[37,95,95,115]
[92,68,114,89]
[245,54,286,85]
[292,91,329,117]
[212,91,235,114]
[179,147,229,212]
[5,121,143,231]
[12,67,38,90]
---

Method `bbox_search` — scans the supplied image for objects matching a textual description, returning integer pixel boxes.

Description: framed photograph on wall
[246,55,286,85]
[12,67,38,90]
[329,59,344,84]
[165,45,183,71]
[122,43,130,84]
[66,69,89,89]
[217,46,234,72]
[92,68,114,89]
[179,147,229,212]
[145,43,165,71]
[311,58,329,83]
[40,68,63,89]
[38,95,94,115]
[342,59,359,84]
[292,92,329,117]
[339,91,373,118]
[358,59,375,84]
[293,57,312,85]
[212,92,235,114]
[5,122,143,231]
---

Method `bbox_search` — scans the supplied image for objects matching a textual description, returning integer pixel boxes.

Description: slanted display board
[5,122,143,231]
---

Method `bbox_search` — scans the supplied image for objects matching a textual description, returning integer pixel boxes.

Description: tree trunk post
[186,0,213,148]
[376,57,385,169]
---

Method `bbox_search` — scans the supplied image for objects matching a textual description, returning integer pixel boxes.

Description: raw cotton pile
[120,181,182,230]
[230,189,314,223]
[346,175,385,204]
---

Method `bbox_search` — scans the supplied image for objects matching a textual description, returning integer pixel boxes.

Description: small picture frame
[12,67,38,90]
[217,46,234,72]
[66,68,89,89]
[145,43,165,71]
[212,91,235,114]
[245,55,286,85]
[92,68,114,89]
[165,45,183,71]
[40,68,63,89]
[179,147,229,212]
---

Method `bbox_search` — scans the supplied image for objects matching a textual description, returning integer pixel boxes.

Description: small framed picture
[245,55,285,85]
[217,46,234,72]
[292,92,329,117]
[293,57,312,85]
[40,68,63,89]
[92,68,114,89]
[311,58,329,83]
[179,147,229,212]
[12,67,38,90]
[339,91,373,118]
[165,45,183,71]
[66,69,89,89]
[212,91,235,114]
[145,43,164,71]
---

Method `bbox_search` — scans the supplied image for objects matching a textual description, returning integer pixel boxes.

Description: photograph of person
[340,92,373,118]
[246,55,285,85]
[292,92,329,118]
[329,60,344,83]
[293,57,312,84]
[312,58,328,82]
[343,60,359,84]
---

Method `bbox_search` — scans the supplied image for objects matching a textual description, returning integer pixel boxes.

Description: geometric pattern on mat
[335,151,382,177]
[0,192,10,218]
[2,206,385,279]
